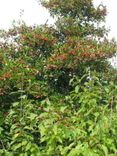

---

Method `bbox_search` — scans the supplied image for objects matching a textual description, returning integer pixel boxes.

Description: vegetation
[0,0,117,155]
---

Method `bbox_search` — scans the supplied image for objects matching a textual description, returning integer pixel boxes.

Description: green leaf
[53,125,58,135]
[21,140,28,146]
[101,145,108,156]
[12,143,22,151]
[19,95,27,99]
[12,133,20,140]
[75,86,79,93]
[30,113,37,120]
[25,142,32,151]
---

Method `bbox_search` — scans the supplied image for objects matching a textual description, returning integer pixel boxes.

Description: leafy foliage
[0,72,117,155]
[0,0,117,155]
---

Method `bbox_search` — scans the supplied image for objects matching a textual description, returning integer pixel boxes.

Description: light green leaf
[75,86,79,93]
[30,113,37,120]
[101,145,108,156]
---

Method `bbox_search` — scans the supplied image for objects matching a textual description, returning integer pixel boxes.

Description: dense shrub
[0,72,117,155]
[0,0,117,155]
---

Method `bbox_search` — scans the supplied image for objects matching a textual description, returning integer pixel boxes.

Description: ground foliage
[0,0,117,155]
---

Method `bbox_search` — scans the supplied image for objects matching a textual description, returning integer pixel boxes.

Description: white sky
[0,0,54,29]
[0,0,117,40]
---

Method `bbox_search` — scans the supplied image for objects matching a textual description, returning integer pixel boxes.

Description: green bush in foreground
[0,71,117,155]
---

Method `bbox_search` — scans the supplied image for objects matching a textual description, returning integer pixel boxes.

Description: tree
[41,0,107,38]
[40,0,116,93]
[0,0,116,97]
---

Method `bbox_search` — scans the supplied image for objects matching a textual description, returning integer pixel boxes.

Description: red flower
[57,54,67,60]
[68,51,76,55]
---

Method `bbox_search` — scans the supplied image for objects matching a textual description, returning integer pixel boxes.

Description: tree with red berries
[39,0,116,93]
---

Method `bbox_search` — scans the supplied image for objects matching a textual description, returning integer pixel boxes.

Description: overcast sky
[0,0,117,40]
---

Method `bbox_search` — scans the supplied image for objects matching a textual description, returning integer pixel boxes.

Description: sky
[94,0,117,40]
[0,0,54,29]
[0,0,117,40]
